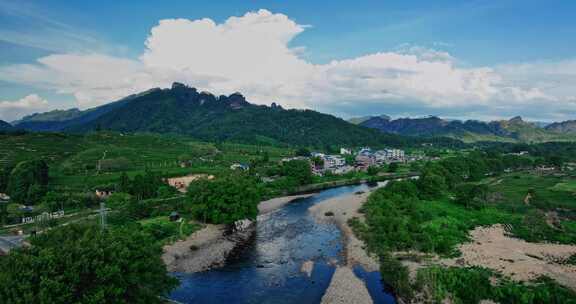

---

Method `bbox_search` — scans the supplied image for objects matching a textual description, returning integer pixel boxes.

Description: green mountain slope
[66,83,420,147]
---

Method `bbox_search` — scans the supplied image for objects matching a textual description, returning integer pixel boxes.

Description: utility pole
[99,202,107,231]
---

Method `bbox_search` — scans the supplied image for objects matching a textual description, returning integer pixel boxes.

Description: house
[280,156,309,163]
[340,148,352,155]
[95,189,113,199]
[323,155,346,169]
[169,211,181,222]
[0,235,26,255]
[374,148,405,164]
[230,163,250,171]
[331,165,354,175]
[0,193,9,203]
[311,152,325,158]
[355,154,376,170]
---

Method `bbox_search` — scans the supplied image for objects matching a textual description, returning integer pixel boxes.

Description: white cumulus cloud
[0,9,574,121]
[0,94,49,121]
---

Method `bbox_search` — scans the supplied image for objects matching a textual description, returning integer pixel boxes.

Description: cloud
[0,94,49,121]
[0,9,574,121]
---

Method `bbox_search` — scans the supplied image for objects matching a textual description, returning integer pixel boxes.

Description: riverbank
[162,224,246,273]
[258,193,316,214]
[320,267,373,304]
[163,193,317,273]
[309,186,383,272]
[442,224,576,291]
[309,184,386,304]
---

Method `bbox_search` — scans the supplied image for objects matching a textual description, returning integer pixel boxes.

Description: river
[169,183,396,304]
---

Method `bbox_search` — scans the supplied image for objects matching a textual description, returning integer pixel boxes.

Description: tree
[295,147,311,157]
[367,166,379,176]
[186,175,261,224]
[281,160,313,186]
[388,162,399,173]
[118,172,130,192]
[0,201,7,225]
[0,224,178,303]
[417,172,446,200]
[311,156,324,169]
[0,164,14,193]
[455,183,489,209]
[106,192,133,209]
[6,160,49,204]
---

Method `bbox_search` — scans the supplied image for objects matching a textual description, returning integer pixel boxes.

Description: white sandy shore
[309,189,381,272]
[309,186,386,304]
[443,224,576,291]
[320,266,373,304]
[163,193,317,273]
[258,193,316,214]
[162,224,237,273]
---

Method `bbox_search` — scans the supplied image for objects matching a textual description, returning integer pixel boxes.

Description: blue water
[169,184,396,304]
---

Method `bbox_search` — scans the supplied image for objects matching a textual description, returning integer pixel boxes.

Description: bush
[0,224,178,303]
[186,175,261,224]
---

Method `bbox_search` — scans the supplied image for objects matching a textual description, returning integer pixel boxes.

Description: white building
[374,148,405,164]
[323,155,346,169]
[340,148,352,155]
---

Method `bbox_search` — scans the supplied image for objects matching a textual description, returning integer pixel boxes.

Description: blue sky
[1,0,576,122]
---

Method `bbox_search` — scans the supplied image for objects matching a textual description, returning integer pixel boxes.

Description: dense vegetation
[185,175,261,224]
[0,224,178,303]
[351,149,576,303]
[6,160,49,204]
[416,267,576,304]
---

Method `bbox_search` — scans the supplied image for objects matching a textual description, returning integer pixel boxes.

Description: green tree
[455,183,489,209]
[281,160,312,186]
[388,162,399,173]
[295,147,311,157]
[417,172,446,200]
[186,175,261,224]
[0,224,178,303]
[106,192,133,209]
[367,166,379,176]
[6,160,49,204]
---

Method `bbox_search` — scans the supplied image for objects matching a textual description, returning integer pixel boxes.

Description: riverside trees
[186,175,261,224]
[352,150,576,303]
[0,223,178,303]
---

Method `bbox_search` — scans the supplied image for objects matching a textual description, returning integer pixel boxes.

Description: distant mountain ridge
[0,120,14,132]
[354,115,576,143]
[545,120,576,134]
[13,83,420,147]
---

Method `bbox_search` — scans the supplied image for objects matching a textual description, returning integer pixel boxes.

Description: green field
[0,132,294,191]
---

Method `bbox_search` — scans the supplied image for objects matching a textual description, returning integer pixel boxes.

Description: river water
[169,184,396,304]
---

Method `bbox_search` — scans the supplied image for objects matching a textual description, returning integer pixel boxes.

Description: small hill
[348,115,390,125]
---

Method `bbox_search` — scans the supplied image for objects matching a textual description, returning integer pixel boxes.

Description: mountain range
[0,120,15,132]
[9,82,575,145]
[11,83,415,147]
[352,115,576,143]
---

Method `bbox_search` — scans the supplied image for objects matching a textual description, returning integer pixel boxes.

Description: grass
[0,132,295,191]
[139,215,200,244]
[550,180,576,193]
[488,173,576,211]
